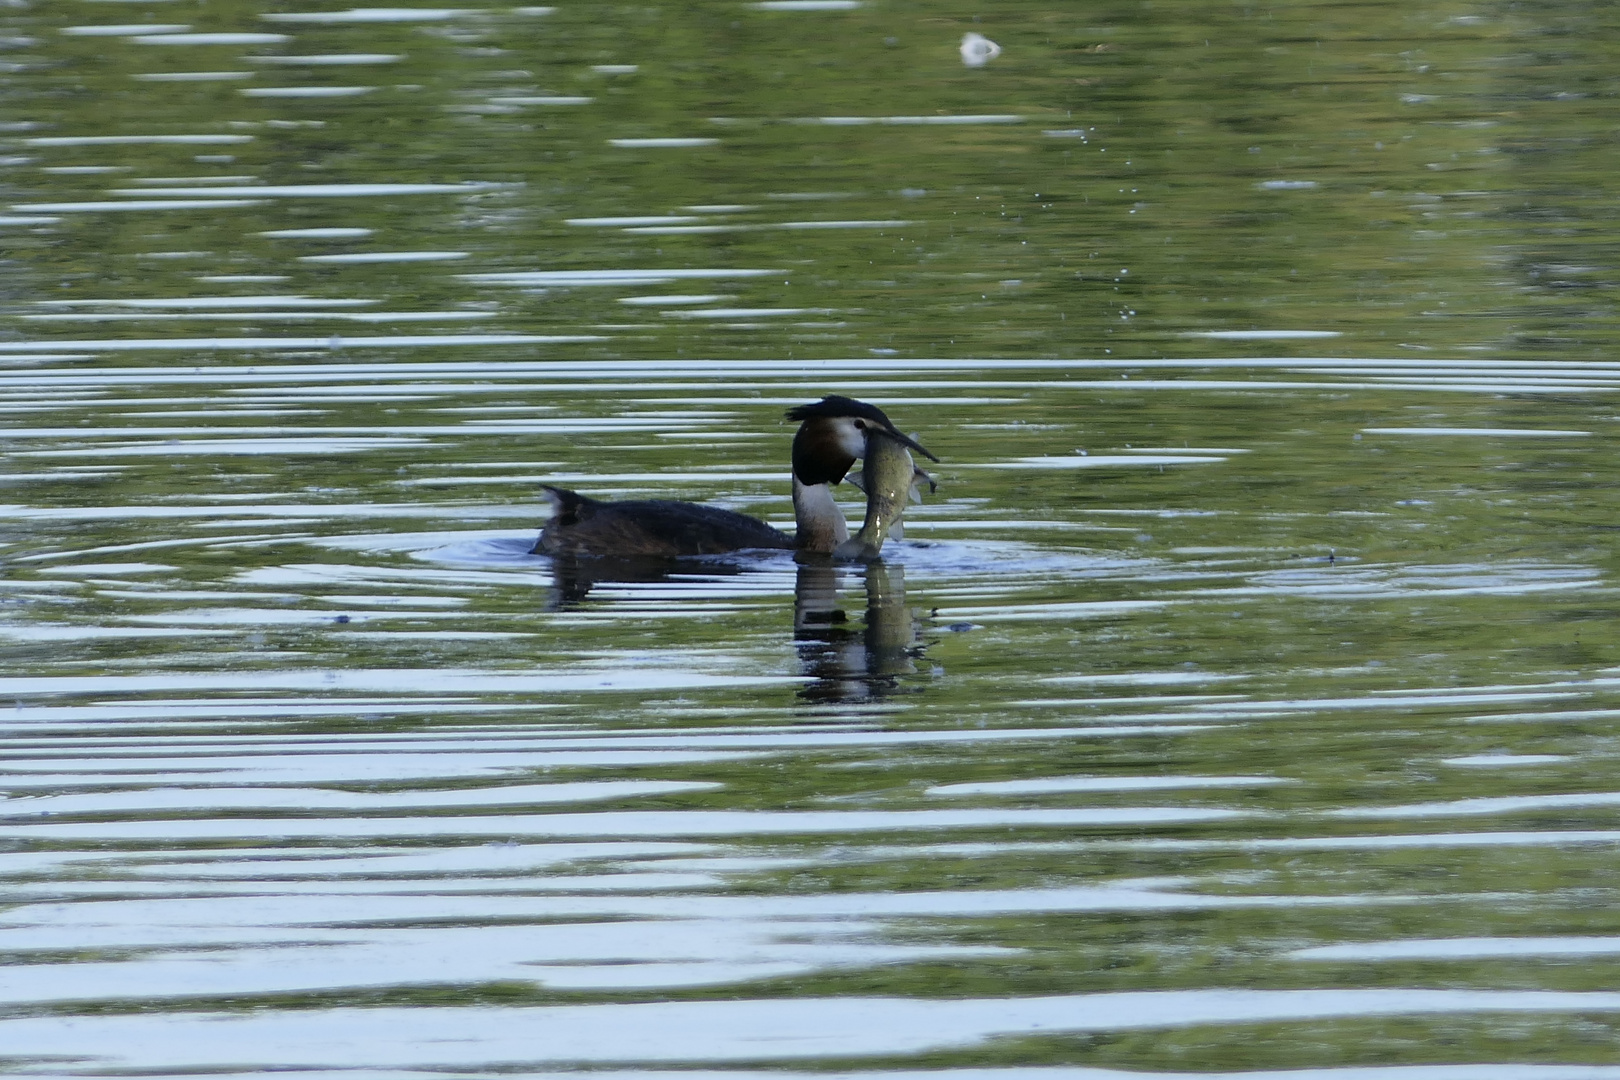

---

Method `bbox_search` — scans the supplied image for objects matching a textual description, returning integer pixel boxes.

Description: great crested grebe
[532,395,937,559]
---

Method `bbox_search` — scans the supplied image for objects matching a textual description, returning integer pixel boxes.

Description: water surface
[5,0,1620,1075]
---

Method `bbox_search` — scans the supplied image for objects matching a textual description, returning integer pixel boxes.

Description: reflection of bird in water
[794,561,924,703]
[533,395,935,560]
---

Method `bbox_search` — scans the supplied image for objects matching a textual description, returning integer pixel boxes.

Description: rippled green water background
[5,0,1620,1075]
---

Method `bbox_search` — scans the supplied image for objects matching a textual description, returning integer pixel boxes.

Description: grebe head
[785,394,937,487]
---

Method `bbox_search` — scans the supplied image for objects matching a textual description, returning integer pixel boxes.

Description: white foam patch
[609,138,721,148]
[0,921,998,1002]
[619,294,728,306]
[115,182,505,198]
[23,312,495,323]
[1188,330,1343,339]
[568,216,703,227]
[2,750,755,787]
[262,7,482,22]
[932,601,1167,622]
[0,781,718,817]
[1328,791,1620,819]
[131,841,708,878]
[0,700,529,728]
[1040,672,1246,686]
[21,436,430,456]
[241,86,377,98]
[298,250,468,263]
[1184,561,1603,600]
[0,468,118,480]
[1361,427,1592,437]
[10,199,267,212]
[458,268,778,286]
[667,307,813,318]
[801,115,1021,125]
[251,53,403,64]
[0,1067,1614,1080]
[488,95,593,105]
[33,562,175,575]
[0,877,1418,940]
[0,806,1249,842]
[1291,936,1620,962]
[0,668,794,696]
[774,219,911,228]
[971,454,1231,469]
[36,870,723,899]
[36,295,372,308]
[1087,830,1620,852]
[623,225,743,235]
[131,32,291,43]
[276,537,543,567]
[132,71,253,81]
[3,990,1620,1068]
[0,334,593,352]
[260,227,374,237]
[61,23,190,34]
[1441,754,1572,767]
[0,503,540,522]
[131,175,258,186]
[0,626,225,641]
[927,775,1289,797]
[127,605,470,625]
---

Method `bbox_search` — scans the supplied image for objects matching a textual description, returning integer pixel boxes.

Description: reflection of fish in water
[834,427,935,561]
[794,560,922,703]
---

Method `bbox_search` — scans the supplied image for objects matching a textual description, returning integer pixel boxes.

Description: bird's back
[534,486,794,557]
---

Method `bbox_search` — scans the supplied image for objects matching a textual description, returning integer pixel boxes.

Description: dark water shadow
[542,553,756,609]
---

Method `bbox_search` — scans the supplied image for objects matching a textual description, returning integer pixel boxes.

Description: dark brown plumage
[533,486,792,558]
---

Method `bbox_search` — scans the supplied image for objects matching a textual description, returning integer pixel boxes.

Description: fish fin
[846,468,867,494]
[889,521,904,541]
[907,466,937,504]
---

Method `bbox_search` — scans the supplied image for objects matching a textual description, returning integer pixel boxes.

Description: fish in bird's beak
[875,426,937,465]
[834,426,929,561]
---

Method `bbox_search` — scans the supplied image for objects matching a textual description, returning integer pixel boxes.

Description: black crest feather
[784,394,895,428]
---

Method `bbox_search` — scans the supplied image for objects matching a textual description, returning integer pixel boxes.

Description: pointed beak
[871,425,939,463]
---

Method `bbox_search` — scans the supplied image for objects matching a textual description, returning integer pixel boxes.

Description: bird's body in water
[533,395,935,560]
